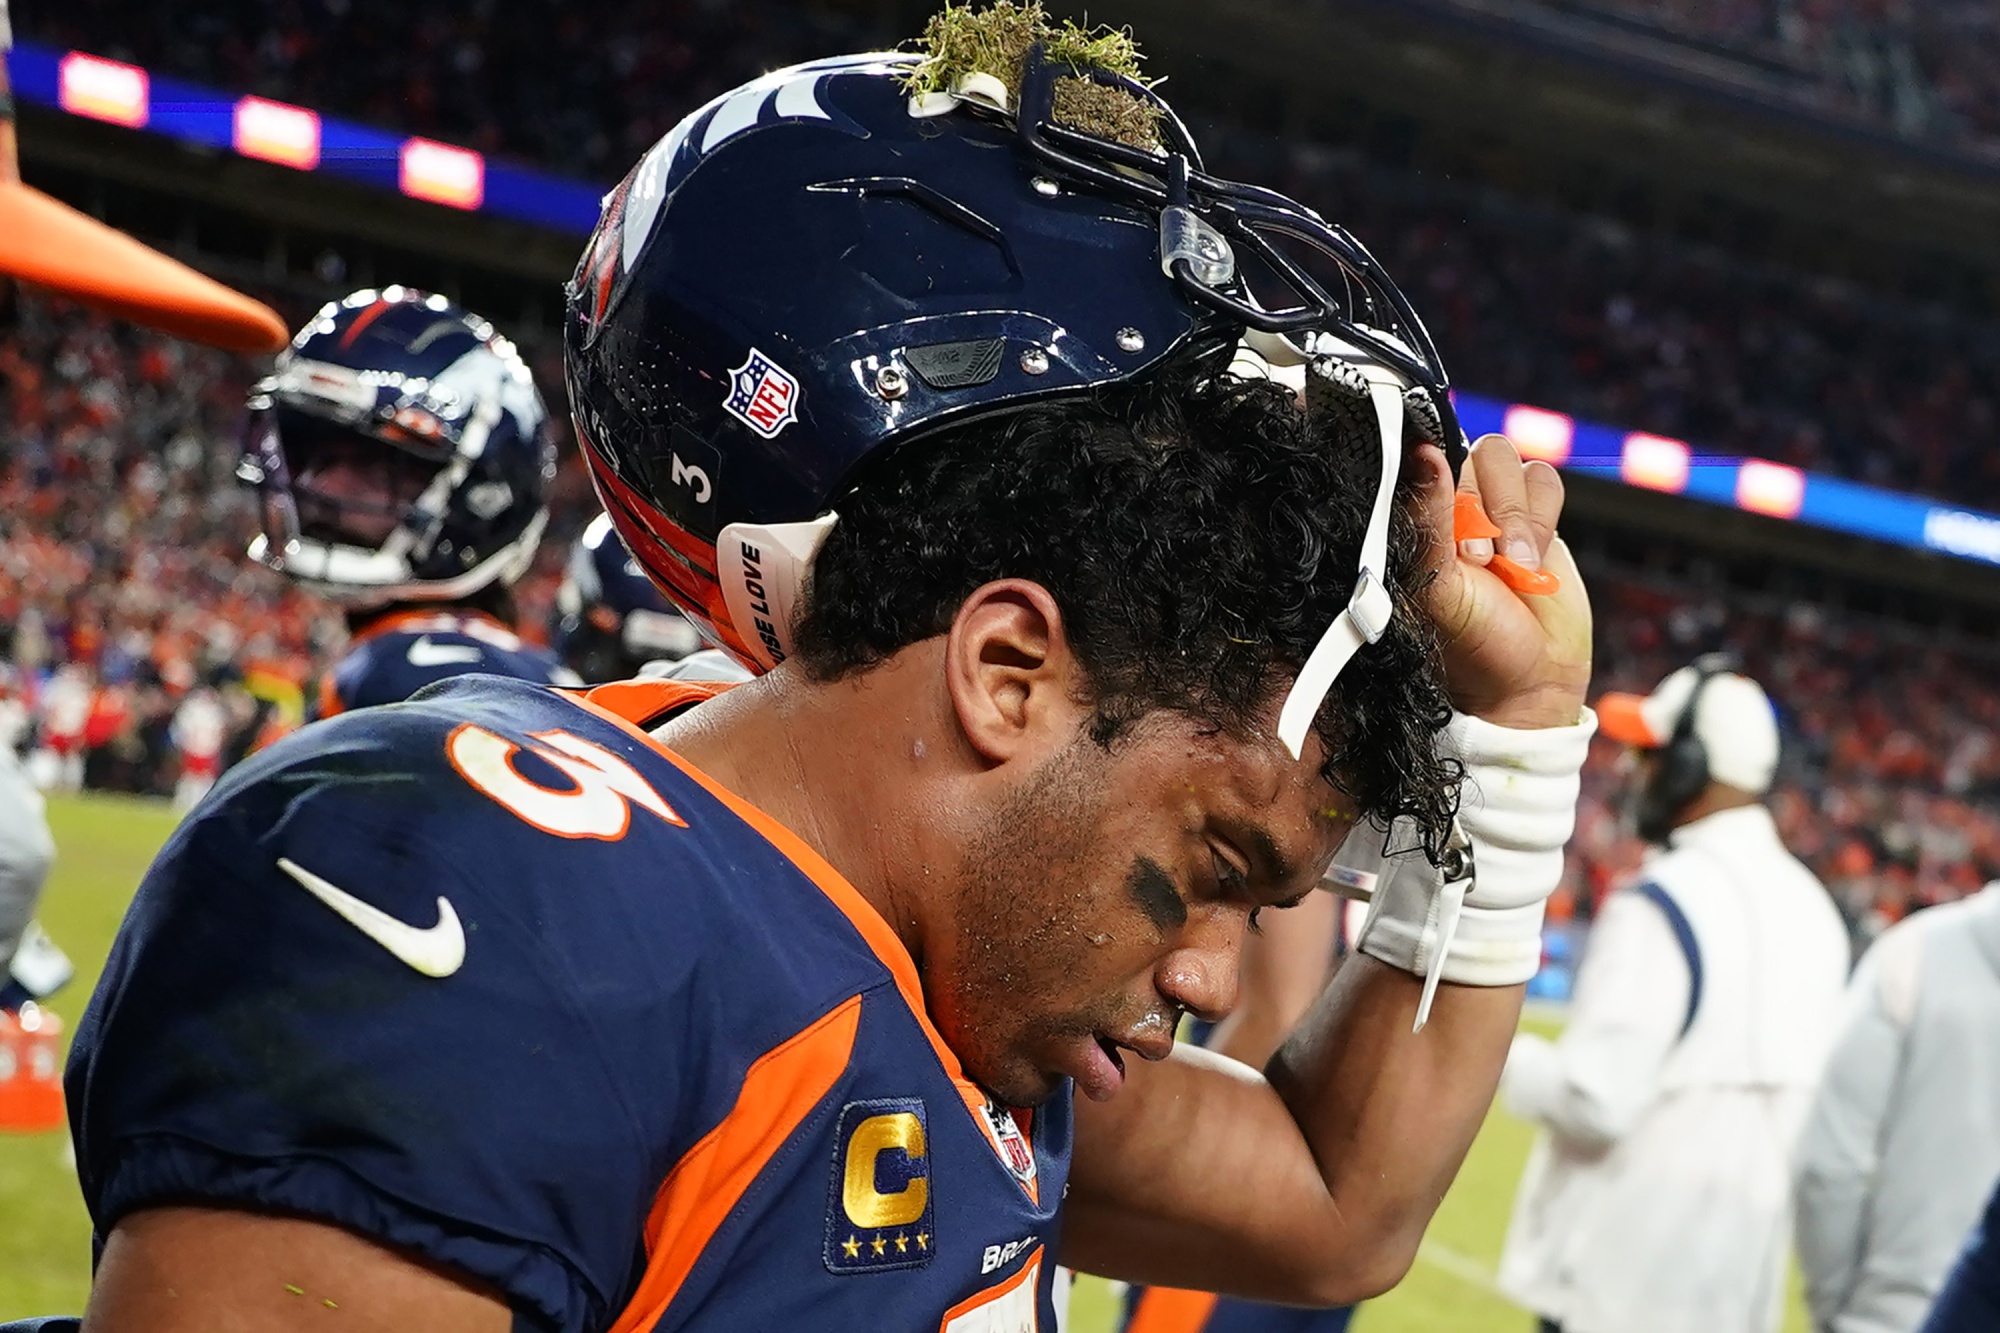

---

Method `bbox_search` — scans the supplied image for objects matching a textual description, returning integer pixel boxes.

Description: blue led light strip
[11,43,2000,570]
[7,40,603,233]
[1455,391,2000,569]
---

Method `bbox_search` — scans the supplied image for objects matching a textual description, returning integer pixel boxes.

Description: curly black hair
[793,360,1461,859]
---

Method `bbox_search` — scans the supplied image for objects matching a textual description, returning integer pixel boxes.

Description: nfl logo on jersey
[725,348,801,439]
[981,1101,1036,1189]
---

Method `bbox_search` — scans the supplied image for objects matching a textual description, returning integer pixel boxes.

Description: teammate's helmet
[553,512,705,682]
[565,48,1460,747]
[241,287,557,609]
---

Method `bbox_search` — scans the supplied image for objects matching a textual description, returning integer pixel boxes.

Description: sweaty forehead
[1118,711,1352,890]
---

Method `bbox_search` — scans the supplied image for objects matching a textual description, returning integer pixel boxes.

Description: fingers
[1411,443,1457,581]
[1466,434,1543,570]
[1523,460,1565,554]
[1454,448,1490,563]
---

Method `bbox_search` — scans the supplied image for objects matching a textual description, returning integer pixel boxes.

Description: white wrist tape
[1337,707,1596,1030]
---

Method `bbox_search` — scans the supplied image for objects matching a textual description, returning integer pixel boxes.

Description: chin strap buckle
[1275,372,1408,760]
[1347,568,1392,645]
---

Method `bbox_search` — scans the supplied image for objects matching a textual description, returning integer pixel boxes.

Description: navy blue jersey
[1924,1179,2000,1333]
[70,676,1070,1333]
[313,610,577,719]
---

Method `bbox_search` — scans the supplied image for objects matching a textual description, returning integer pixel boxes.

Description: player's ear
[943,579,1086,764]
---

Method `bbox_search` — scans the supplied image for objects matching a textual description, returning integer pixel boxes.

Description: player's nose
[1156,906,1245,1024]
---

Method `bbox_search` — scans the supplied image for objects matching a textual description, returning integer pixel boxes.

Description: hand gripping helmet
[553,511,706,682]
[242,286,558,609]
[564,45,1463,757]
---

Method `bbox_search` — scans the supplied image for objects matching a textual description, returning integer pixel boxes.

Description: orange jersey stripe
[1124,1286,1222,1333]
[937,1244,1045,1331]
[345,606,513,650]
[576,678,728,727]
[570,681,1031,1199]
[566,686,969,1084]
[606,994,862,1333]
[315,671,345,720]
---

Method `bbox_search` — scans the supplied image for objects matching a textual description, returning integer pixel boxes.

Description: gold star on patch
[871,1236,887,1256]
[916,1232,930,1250]
[841,1235,861,1259]
[895,1233,909,1253]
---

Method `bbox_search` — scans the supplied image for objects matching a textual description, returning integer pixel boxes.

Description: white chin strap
[1275,363,1411,761]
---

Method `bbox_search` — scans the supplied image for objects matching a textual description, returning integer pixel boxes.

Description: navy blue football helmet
[242,287,557,609]
[553,512,705,682]
[565,47,1462,750]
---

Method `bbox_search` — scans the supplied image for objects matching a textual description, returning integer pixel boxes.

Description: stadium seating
[1,278,1988,947]
[8,0,2000,939]
[20,2,2000,511]
[1509,0,2000,147]
[1569,562,2000,949]
[1233,130,2000,508]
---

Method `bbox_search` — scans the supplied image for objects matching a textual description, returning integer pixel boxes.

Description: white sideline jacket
[0,743,54,971]
[1793,887,2000,1333]
[1497,805,1851,1333]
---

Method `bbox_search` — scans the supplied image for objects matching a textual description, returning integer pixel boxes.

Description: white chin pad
[1276,366,1410,761]
[715,513,839,672]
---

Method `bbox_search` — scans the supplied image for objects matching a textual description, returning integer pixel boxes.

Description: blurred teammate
[1795,881,2000,1333]
[1498,657,1849,1333]
[238,287,576,720]
[62,33,1595,1333]
[550,512,705,683]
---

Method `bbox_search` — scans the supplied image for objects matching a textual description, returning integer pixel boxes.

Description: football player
[551,512,708,683]
[60,35,1595,1333]
[238,286,577,719]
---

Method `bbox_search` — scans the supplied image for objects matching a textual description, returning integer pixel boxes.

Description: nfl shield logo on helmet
[725,348,802,439]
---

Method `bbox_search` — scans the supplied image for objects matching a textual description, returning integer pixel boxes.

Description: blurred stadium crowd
[26,0,2000,162]
[1569,575,2000,951]
[1525,0,2000,147]
[5,0,2000,944]
[20,2,2000,508]
[3,281,1995,950]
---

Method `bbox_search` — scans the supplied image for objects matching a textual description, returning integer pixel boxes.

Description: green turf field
[0,793,1808,1329]
[0,793,181,1317]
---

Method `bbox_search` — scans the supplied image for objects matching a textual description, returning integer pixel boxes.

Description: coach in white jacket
[1498,657,1851,1333]
[1793,885,2000,1333]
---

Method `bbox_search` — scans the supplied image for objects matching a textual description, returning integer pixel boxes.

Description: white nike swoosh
[407,636,484,667]
[276,857,466,978]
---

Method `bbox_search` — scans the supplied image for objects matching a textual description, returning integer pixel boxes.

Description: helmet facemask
[241,289,555,610]
[913,43,1468,755]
